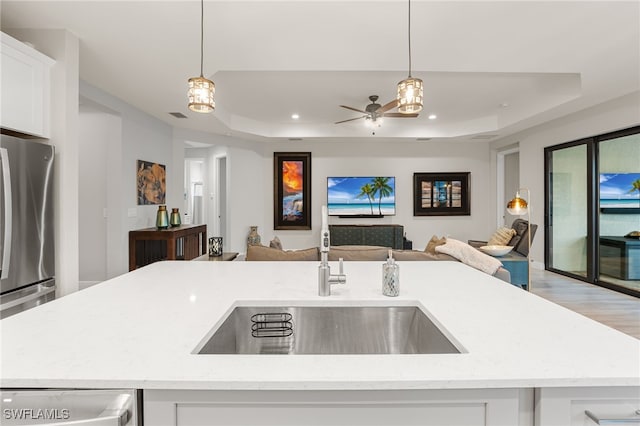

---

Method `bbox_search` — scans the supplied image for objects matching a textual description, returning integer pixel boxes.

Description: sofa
[245,241,512,284]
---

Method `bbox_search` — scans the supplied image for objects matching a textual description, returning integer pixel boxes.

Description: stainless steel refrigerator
[0,135,55,319]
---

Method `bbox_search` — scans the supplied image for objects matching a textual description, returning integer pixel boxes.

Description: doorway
[216,156,227,243]
[497,146,520,229]
[184,158,205,225]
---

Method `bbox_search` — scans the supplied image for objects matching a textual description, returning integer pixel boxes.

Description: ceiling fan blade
[377,99,399,114]
[340,105,368,114]
[335,116,366,124]
[382,112,419,118]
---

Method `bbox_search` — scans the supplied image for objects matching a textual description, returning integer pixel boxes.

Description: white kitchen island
[1,261,639,425]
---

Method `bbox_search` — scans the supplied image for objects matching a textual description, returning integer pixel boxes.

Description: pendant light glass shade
[188,76,215,113]
[397,76,423,114]
[187,0,215,113]
[506,192,529,215]
[397,0,423,114]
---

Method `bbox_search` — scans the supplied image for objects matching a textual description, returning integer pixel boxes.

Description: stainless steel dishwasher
[1,389,140,425]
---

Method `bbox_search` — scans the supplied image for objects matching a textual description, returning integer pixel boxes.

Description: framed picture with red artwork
[273,152,311,230]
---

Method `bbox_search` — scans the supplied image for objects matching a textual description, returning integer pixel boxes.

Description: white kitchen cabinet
[144,388,527,426]
[536,387,640,426]
[1,32,54,138]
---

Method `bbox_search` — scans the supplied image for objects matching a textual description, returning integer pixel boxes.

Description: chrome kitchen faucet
[318,206,346,296]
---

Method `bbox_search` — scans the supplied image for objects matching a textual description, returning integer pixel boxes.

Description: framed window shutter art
[413,172,471,216]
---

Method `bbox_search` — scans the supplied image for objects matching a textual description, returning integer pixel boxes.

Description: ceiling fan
[335,95,419,124]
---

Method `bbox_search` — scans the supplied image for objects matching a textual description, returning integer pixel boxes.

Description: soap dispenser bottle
[382,250,399,297]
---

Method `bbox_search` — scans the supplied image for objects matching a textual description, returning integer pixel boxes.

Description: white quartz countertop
[1,261,639,390]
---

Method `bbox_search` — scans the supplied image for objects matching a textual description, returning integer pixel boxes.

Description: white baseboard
[531,260,544,270]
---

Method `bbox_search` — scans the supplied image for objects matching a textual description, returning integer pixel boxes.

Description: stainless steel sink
[195,305,463,355]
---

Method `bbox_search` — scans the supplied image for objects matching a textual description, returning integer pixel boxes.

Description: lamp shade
[397,77,423,114]
[188,76,215,113]
[507,193,529,215]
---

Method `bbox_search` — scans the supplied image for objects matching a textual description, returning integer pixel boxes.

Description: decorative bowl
[479,245,513,257]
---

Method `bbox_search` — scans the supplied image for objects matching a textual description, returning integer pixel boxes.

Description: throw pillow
[435,238,502,275]
[425,235,446,254]
[487,227,516,246]
[269,236,283,250]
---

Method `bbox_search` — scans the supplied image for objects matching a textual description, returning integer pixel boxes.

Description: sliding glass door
[546,141,592,280]
[598,130,640,294]
[545,126,640,297]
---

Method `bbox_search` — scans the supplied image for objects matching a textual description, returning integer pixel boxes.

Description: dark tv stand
[329,224,404,249]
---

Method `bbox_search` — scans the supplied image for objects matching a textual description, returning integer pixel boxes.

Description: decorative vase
[170,208,181,227]
[247,226,261,246]
[209,237,223,257]
[156,205,169,229]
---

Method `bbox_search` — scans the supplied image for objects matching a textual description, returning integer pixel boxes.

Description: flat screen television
[600,172,640,214]
[327,176,396,217]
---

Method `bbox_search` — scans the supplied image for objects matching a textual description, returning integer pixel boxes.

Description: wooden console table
[194,253,239,262]
[129,224,207,271]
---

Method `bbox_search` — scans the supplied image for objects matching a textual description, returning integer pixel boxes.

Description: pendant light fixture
[188,0,215,113]
[397,0,423,114]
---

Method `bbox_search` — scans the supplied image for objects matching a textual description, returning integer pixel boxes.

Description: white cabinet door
[536,387,640,426]
[145,388,526,426]
[1,32,54,138]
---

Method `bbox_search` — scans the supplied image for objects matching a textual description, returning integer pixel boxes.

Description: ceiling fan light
[188,76,215,113]
[397,77,423,114]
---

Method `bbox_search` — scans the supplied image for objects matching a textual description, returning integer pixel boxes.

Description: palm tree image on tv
[372,177,393,215]
[327,177,395,216]
[600,173,640,208]
[356,183,375,215]
[628,178,640,202]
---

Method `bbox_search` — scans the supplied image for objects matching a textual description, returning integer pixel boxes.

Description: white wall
[255,140,494,252]
[6,29,81,297]
[177,135,495,254]
[490,91,640,265]
[80,81,177,277]
[79,104,113,283]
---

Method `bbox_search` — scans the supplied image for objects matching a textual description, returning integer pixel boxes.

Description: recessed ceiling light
[499,102,509,108]
[428,114,437,120]
[291,113,300,120]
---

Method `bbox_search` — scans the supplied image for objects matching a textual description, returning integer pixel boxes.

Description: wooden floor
[530,268,640,339]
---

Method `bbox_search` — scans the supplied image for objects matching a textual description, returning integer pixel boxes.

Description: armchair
[469,219,538,257]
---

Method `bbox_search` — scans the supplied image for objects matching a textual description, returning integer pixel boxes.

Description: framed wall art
[273,152,311,230]
[137,160,166,205]
[413,172,470,216]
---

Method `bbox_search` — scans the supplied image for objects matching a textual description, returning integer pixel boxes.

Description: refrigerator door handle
[37,393,131,426]
[0,284,55,312]
[0,147,12,280]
